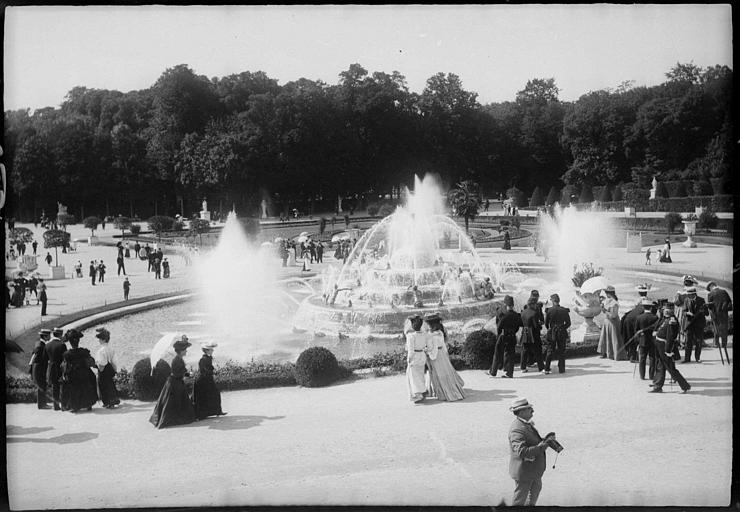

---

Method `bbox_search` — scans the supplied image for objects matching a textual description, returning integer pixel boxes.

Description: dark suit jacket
[509,417,547,481]
[45,338,67,382]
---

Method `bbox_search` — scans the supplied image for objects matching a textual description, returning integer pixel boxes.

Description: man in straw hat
[508,397,557,506]
[45,327,68,410]
[489,295,522,378]
[634,300,660,381]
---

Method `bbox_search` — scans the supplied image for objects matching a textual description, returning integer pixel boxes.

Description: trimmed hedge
[294,346,342,387]
[131,358,172,401]
[461,329,497,369]
[596,195,733,213]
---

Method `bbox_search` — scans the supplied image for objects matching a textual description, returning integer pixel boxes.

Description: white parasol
[331,232,351,243]
[579,276,610,295]
[149,333,182,373]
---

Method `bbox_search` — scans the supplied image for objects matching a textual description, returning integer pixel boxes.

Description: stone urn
[572,291,602,344]
[682,220,697,248]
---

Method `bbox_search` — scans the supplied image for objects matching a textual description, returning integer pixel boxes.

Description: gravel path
[6,349,732,508]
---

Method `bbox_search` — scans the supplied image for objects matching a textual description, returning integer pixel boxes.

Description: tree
[598,185,612,203]
[664,212,683,234]
[43,229,71,266]
[83,216,102,236]
[529,186,544,207]
[545,186,560,206]
[447,180,481,233]
[113,216,133,239]
[188,218,211,245]
[578,184,594,204]
[506,186,526,208]
[612,184,624,201]
[147,215,175,240]
[9,227,34,244]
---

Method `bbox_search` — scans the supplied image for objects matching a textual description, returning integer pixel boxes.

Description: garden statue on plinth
[199,198,211,222]
[261,199,268,219]
[649,176,657,200]
[682,215,697,248]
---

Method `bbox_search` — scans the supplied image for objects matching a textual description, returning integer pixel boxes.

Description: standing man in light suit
[508,397,557,506]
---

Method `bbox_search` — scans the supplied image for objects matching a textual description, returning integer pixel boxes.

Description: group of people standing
[29,326,120,411]
[404,312,465,403]
[489,291,571,378]
[149,335,226,428]
[6,272,47,314]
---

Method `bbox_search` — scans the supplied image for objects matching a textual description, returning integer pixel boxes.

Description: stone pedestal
[88,236,99,246]
[49,265,66,280]
[682,221,697,248]
[624,207,635,215]
[695,206,705,215]
[199,210,211,221]
[626,232,642,252]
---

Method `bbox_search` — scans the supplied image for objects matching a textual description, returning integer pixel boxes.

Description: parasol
[149,333,183,373]
[331,232,351,243]
[579,276,610,295]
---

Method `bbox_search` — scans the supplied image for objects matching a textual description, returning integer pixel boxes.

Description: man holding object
[508,397,558,506]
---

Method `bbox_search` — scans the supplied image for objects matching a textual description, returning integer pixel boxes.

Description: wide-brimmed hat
[64,328,83,341]
[407,314,422,322]
[95,327,110,341]
[706,281,717,291]
[641,298,657,307]
[510,397,533,413]
[39,328,51,337]
[173,338,192,352]
[424,312,442,322]
[201,340,218,349]
[604,285,616,293]
[503,295,514,307]
[52,327,64,336]
[686,287,697,295]
[530,290,540,297]
[682,274,697,285]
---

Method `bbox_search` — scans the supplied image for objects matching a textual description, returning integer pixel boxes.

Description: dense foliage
[461,329,497,369]
[572,263,604,288]
[294,346,341,387]
[664,212,684,234]
[131,358,172,401]
[4,62,731,221]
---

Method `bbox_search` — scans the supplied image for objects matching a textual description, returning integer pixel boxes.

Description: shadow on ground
[90,402,154,415]
[6,425,54,436]
[7,432,99,444]
[180,414,286,431]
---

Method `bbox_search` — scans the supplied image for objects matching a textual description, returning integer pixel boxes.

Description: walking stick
[709,318,724,365]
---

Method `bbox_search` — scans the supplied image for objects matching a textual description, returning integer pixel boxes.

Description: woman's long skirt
[597,318,627,360]
[193,376,224,419]
[406,362,426,400]
[149,376,195,428]
[62,368,98,411]
[427,350,465,401]
[97,363,120,407]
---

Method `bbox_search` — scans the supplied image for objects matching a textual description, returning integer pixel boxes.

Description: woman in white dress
[405,314,431,403]
[425,313,465,401]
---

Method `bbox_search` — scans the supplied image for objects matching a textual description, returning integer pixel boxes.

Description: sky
[3,4,733,112]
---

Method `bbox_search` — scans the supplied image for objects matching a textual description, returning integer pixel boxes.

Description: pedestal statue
[649,176,657,200]
[682,220,697,248]
[199,198,211,221]
[261,199,268,219]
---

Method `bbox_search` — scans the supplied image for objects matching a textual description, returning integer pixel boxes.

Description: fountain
[537,204,617,344]
[292,175,517,339]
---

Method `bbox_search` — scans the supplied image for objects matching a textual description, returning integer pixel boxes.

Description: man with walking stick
[706,281,732,363]
[679,287,707,363]
[650,303,691,393]
[635,299,660,381]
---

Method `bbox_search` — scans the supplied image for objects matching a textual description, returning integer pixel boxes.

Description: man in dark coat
[706,282,732,350]
[116,253,126,276]
[45,327,68,410]
[89,261,97,286]
[508,397,556,506]
[520,296,545,373]
[490,295,522,378]
[30,329,51,409]
[32,240,38,255]
[635,300,660,380]
[38,278,48,316]
[316,242,324,263]
[650,304,691,393]
[544,294,571,374]
[680,287,707,363]
[620,285,649,363]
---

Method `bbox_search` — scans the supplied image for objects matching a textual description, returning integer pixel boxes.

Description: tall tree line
[3,62,731,221]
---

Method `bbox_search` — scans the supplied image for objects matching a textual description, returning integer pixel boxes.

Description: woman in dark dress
[95,327,121,408]
[60,329,98,412]
[193,341,226,420]
[503,230,512,250]
[149,336,196,429]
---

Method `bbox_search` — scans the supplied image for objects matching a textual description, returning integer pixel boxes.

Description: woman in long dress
[193,341,226,419]
[405,314,431,403]
[60,328,98,412]
[150,336,196,428]
[425,313,465,401]
[597,286,626,360]
[94,328,121,408]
